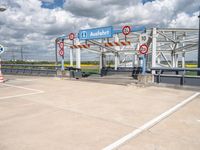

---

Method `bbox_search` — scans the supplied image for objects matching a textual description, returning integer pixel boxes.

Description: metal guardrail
[151,67,200,86]
[101,67,142,79]
[1,64,58,76]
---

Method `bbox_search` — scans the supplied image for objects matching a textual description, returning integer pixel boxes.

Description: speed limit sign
[69,33,75,40]
[139,44,148,55]
[122,26,131,35]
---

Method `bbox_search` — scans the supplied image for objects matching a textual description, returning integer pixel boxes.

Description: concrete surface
[0,75,199,150]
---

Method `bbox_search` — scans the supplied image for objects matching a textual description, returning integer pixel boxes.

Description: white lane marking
[2,83,43,93]
[15,78,37,81]
[102,92,200,150]
[7,79,37,83]
[0,83,44,100]
[0,91,44,100]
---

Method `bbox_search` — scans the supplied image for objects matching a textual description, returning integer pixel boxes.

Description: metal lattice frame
[56,27,198,73]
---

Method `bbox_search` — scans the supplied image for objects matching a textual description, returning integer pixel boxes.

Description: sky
[0,0,199,61]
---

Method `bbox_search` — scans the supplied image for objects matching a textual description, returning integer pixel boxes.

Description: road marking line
[102,92,200,150]
[2,83,43,93]
[0,83,44,100]
[15,78,37,81]
[0,91,44,100]
[7,79,37,83]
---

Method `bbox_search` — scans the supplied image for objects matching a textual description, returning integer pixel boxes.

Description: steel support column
[70,49,73,66]
[55,39,58,70]
[152,28,157,74]
[182,36,186,68]
[114,35,120,70]
[76,39,81,69]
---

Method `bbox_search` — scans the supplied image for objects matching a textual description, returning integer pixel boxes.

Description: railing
[1,64,58,76]
[151,67,200,86]
[101,67,142,78]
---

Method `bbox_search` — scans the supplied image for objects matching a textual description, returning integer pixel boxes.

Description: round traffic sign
[122,26,131,35]
[59,42,64,49]
[139,33,148,44]
[69,33,75,40]
[139,44,148,54]
[0,44,4,55]
[59,50,64,56]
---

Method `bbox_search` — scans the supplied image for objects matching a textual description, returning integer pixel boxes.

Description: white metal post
[114,53,118,70]
[114,34,120,70]
[182,36,185,68]
[152,28,157,73]
[175,54,179,68]
[133,44,140,67]
[172,31,176,68]
[76,39,81,69]
[99,53,103,69]
[70,49,73,66]
[182,53,185,68]
[157,43,161,65]
[171,52,175,68]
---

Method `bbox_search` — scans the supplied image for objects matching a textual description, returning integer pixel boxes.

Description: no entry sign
[122,26,131,35]
[69,33,75,40]
[139,44,148,54]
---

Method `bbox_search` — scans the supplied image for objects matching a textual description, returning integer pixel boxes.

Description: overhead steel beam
[157,31,177,43]
[88,40,117,53]
[157,28,198,32]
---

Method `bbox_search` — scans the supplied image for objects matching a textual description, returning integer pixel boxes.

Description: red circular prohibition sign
[59,50,64,56]
[59,42,64,49]
[139,44,148,54]
[69,33,75,40]
[122,26,131,35]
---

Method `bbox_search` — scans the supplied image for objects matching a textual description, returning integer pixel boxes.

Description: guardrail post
[180,70,185,85]
[157,70,161,83]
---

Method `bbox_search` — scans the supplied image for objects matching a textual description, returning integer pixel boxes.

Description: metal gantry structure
[55,26,199,75]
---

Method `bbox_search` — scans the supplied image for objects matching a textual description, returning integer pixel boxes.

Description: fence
[1,64,57,76]
[151,67,200,86]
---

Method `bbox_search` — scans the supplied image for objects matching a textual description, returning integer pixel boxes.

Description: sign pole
[142,55,146,75]
[55,39,58,71]
[61,39,65,71]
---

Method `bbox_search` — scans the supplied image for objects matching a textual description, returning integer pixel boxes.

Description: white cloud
[0,0,199,61]
[169,12,199,28]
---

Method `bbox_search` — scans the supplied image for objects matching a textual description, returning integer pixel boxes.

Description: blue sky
[41,0,155,9]
[41,0,65,9]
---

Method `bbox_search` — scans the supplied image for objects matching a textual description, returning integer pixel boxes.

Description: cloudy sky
[0,0,199,61]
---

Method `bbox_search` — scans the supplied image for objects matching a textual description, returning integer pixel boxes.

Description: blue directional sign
[0,44,4,55]
[79,26,113,40]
